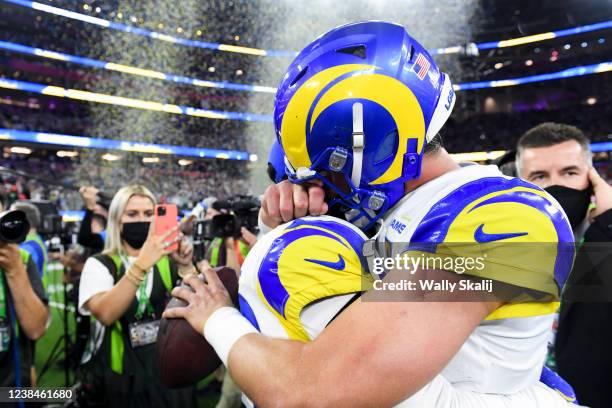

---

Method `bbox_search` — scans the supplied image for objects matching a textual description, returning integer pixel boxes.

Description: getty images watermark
[370,253,493,294]
[361,241,612,303]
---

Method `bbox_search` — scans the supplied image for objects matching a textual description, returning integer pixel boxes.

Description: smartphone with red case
[154,204,179,252]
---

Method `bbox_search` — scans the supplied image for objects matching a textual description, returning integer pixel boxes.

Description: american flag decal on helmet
[412,53,430,80]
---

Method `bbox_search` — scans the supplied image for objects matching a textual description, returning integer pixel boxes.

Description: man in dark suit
[516,122,612,408]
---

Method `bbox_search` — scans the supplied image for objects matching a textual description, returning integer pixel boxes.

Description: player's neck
[404,149,460,193]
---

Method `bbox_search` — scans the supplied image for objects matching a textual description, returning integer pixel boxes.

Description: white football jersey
[377,164,573,395]
[238,165,576,407]
[239,215,367,343]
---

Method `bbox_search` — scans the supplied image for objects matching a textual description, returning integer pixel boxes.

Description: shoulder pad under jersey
[243,215,369,341]
[405,176,574,298]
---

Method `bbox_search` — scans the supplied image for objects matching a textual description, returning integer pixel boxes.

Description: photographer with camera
[202,196,259,272]
[77,185,197,407]
[0,203,49,389]
[10,201,48,280]
[193,196,258,408]
[77,186,108,254]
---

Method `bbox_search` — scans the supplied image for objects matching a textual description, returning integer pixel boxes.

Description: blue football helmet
[273,21,455,230]
[267,139,287,183]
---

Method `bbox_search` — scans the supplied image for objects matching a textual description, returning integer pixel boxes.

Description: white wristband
[203,306,258,367]
[257,212,274,238]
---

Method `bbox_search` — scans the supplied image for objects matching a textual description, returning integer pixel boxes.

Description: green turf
[34,262,221,406]
[35,262,74,387]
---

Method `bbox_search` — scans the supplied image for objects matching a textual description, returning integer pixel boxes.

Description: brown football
[156,266,239,388]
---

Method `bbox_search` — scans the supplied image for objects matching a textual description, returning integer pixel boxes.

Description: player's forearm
[228,334,316,407]
[6,271,48,340]
[86,277,138,326]
[228,333,401,407]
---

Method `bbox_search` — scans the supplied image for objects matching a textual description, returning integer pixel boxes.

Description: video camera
[0,210,30,244]
[208,195,260,238]
[31,201,76,252]
[192,195,260,262]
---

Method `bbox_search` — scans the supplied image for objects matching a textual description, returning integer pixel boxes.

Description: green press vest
[93,254,174,375]
[209,238,249,267]
[0,249,33,387]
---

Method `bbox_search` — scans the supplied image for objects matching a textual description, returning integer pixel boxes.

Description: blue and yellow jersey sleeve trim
[256,219,369,341]
[408,177,574,299]
[485,301,560,320]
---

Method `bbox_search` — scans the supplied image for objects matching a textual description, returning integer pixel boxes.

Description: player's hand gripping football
[162,260,234,335]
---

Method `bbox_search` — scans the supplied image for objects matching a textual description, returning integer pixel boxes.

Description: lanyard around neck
[120,254,154,320]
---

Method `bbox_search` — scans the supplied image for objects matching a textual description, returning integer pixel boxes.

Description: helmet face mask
[286,144,394,230]
[274,21,456,231]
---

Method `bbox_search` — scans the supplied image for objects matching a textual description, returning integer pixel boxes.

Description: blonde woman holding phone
[78,185,197,407]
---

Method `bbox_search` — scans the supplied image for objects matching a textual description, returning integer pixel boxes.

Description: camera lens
[158,206,166,216]
[0,210,30,243]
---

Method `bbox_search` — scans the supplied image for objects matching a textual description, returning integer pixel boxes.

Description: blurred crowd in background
[0,0,610,208]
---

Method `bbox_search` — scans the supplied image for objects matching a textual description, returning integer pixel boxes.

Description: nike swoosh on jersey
[304,254,346,271]
[474,223,528,243]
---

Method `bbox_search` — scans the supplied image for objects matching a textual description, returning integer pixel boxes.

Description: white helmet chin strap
[351,102,364,188]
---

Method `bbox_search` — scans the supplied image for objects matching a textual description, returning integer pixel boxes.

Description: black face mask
[545,185,592,230]
[121,221,150,249]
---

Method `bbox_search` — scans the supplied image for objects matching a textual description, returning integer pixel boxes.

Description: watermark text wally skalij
[372,277,494,293]
[370,253,493,294]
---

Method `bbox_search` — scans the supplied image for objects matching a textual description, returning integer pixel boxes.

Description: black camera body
[207,195,260,239]
[191,195,260,263]
[28,201,75,252]
[193,195,260,241]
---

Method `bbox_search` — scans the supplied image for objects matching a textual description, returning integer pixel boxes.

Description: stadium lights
[7,38,611,97]
[499,32,556,48]
[102,153,121,161]
[0,40,278,93]
[142,157,160,163]
[494,63,503,69]
[525,59,533,66]
[104,63,166,79]
[1,44,610,106]
[587,97,597,105]
[56,150,79,157]
[450,151,505,162]
[5,0,610,57]
[0,77,274,122]
[178,159,193,166]
[0,128,251,160]
[475,20,612,51]
[217,44,267,56]
[10,146,32,154]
